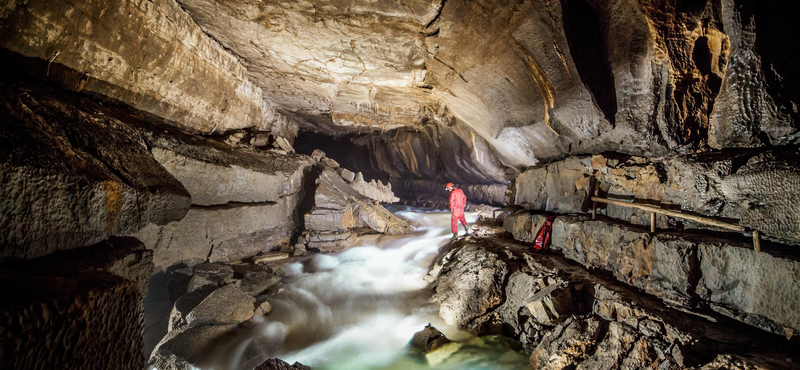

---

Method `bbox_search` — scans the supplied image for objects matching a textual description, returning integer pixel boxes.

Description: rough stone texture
[135,195,298,271]
[550,216,659,296]
[514,156,592,214]
[348,171,399,203]
[304,168,411,250]
[709,1,800,149]
[0,0,275,134]
[409,325,451,354]
[432,238,797,370]
[503,212,548,243]
[149,323,237,370]
[168,285,216,333]
[698,242,800,337]
[511,213,800,336]
[434,243,509,328]
[254,359,311,370]
[0,81,190,261]
[0,237,154,370]
[182,284,254,328]
[529,317,603,370]
[515,151,800,244]
[145,129,314,206]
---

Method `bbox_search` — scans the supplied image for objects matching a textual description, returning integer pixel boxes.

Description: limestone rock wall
[504,212,800,337]
[514,151,800,244]
[0,0,275,134]
[133,134,314,271]
[0,81,191,261]
[0,236,154,370]
[169,0,798,183]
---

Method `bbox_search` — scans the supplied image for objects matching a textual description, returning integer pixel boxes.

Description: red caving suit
[449,187,467,233]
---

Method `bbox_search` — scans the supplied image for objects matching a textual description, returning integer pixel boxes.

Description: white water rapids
[197,208,530,370]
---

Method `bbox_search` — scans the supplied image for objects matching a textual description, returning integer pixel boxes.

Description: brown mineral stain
[104,181,122,231]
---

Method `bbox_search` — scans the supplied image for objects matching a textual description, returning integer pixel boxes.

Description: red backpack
[533,215,556,250]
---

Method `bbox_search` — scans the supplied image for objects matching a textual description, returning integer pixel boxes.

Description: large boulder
[136,195,299,270]
[434,243,508,328]
[0,82,190,261]
[145,130,313,206]
[304,168,411,250]
[180,284,255,329]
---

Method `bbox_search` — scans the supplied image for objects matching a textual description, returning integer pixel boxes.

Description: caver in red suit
[446,182,469,238]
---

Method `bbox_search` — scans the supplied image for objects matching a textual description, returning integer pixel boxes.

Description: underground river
[192,208,530,370]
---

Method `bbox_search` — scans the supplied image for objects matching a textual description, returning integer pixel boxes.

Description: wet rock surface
[254,359,311,370]
[410,325,452,354]
[432,237,800,370]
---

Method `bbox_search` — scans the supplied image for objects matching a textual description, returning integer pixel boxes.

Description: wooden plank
[591,197,746,232]
[753,230,762,252]
[650,212,656,233]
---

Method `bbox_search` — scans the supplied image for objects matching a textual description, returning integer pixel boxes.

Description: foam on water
[200,208,528,370]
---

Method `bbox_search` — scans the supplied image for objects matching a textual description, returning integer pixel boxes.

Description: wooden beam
[591,197,746,232]
[753,230,762,252]
[650,212,656,233]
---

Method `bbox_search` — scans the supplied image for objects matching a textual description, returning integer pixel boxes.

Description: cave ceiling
[175,0,799,179]
[176,0,611,169]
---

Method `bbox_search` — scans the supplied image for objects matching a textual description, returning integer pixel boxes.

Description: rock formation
[431,238,799,369]
[1,0,799,368]
[303,167,411,251]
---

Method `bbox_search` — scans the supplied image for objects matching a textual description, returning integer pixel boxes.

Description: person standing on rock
[446,182,469,238]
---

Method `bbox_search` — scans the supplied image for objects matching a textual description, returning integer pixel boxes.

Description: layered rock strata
[0,237,154,370]
[0,81,191,260]
[133,131,314,271]
[0,0,275,134]
[505,212,800,337]
[432,238,798,369]
[514,151,800,244]
[304,167,411,251]
[392,178,509,206]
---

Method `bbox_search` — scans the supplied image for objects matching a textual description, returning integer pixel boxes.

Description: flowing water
[201,208,530,370]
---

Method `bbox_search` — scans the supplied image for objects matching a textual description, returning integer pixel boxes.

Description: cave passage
[2,1,800,370]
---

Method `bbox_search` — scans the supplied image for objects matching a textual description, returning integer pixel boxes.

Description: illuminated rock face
[167,0,798,183]
[0,0,276,135]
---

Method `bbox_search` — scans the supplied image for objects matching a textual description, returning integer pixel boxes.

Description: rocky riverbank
[428,234,800,370]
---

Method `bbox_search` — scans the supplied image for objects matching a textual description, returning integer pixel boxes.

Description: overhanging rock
[0,82,190,261]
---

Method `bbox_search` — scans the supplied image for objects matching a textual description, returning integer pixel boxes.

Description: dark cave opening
[293,131,390,183]
[561,0,618,126]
